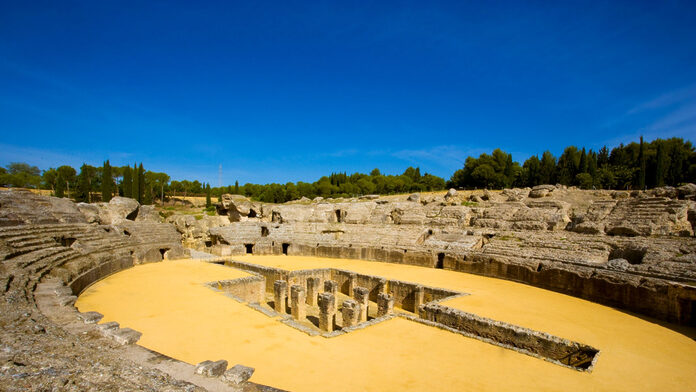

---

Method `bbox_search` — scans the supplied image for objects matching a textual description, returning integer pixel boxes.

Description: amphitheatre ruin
[1,185,696,391]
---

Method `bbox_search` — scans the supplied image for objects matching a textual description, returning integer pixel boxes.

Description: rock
[407,193,420,202]
[611,191,629,199]
[0,190,86,226]
[529,185,555,198]
[77,311,103,324]
[445,189,457,200]
[606,258,631,271]
[216,194,261,222]
[313,197,324,202]
[135,205,160,222]
[299,196,311,202]
[195,360,228,377]
[77,203,100,224]
[107,328,142,345]
[222,364,255,385]
[98,197,140,224]
[678,183,696,200]
[360,194,380,200]
[469,195,483,203]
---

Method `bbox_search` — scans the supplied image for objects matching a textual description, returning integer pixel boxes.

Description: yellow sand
[76,257,696,392]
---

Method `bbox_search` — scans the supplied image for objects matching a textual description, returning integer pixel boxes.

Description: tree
[101,160,113,202]
[205,183,212,208]
[75,164,94,202]
[3,162,42,188]
[56,166,76,198]
[370,168,381,176]
[638,136,646,189]
[539,151,556,184]
[234,180,239,194]
[655,141,666,187]
[132,164,139,202]
[42,168,58,194]
[137,163,145,203]
[122,166,133,198]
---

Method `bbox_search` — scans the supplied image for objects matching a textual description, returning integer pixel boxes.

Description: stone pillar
[414,285,425,312]
[376,278,388,295]
[324,279,338,308]
[273,280,287,314]
[377,293,394,316]
[306,277,320,306]
[341,299,360,328]
[290,285,306,321]
[347,273,357,295]
[318,292,336,332]
[353,286,369,322]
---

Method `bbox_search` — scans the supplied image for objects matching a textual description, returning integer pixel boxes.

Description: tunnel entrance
[282,243,290,255]
[335,209,344,223]
[248,209,257,218]
[436,253,445,269]
[261,226,269,237]
[159,248,169,259]
[245,244,254,254]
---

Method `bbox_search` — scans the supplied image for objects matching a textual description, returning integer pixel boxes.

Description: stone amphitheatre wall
[196,186,696,326]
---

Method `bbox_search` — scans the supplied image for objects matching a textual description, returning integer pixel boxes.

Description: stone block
[195,359,228,377]
[318,292,336,332]
[378,292,394,316]
[342,299,360,328]
[414,285,425,312]
[353,286,369,322]
[290,284,306,321]
[324,279,338,308]
[273,280,287,313]
[222,364,255,385]
[306,277,320,306]
[107,328,142,345]
[77,311,103,324]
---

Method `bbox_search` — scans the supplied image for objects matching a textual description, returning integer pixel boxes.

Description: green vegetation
[448,137,696,190]
[1,136,694,204]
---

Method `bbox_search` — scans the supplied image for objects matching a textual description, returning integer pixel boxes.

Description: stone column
[318,292,336,332]
[353,286,369,322]
[290,284,306,321]
[347,273,357,295]
[273,280,287,314]
[306,277,320,306]
[341,299,360,328]
[414,285,425,312]
[377,293,394,316]
[376,278,388,295]
[324,279,338,308]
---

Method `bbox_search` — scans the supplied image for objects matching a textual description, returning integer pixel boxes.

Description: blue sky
[1,1,695,185]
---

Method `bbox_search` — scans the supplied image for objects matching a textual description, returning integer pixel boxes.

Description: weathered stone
[273,280,287,313]
[318,292,336,332]
[324,279,338,308]
[341,299,360,327]
[377,293,394,316]
[290,284,306,321]
[407,193,421,202]
[222,364,255,385]
[77,311,103,324]
[306,277,320,306]
[195,359,228,377]
[353,286,369,322]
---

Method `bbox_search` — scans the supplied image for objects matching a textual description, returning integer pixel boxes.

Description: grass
[462,201,478,207]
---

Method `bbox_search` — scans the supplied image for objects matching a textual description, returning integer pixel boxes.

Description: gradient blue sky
[1,1,696,185]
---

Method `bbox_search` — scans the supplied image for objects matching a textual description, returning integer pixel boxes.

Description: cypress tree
[132,163,139,202]
[234,180,239,194]
[579,148,588,173]
[205,183,212,208]
[75,164,90,203]
[638,136,646,189]
[123,166,132,198]
[101,160,113,202]
[137,163,145,203]
[656,141,666,187]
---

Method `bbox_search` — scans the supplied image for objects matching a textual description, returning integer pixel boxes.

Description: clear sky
[1,1,695,185]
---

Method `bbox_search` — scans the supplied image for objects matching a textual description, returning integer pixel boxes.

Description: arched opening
[282,243,290,255]
[248,209,257,218]
[245,244,254,254]
[436,253,445,269]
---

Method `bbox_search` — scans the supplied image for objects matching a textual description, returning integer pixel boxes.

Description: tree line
[1,137,694,204]
[448,137,696,190]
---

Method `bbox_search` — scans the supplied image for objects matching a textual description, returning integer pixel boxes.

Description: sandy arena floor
[75,256,696,391]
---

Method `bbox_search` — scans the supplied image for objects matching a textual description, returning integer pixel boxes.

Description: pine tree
[123,166,132,198]
[137,163,145,203]
[638,136,646,189]
[55,174,65,198]
[101,160,113,202]
[205,183,212,208]
[131,163,139,201]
